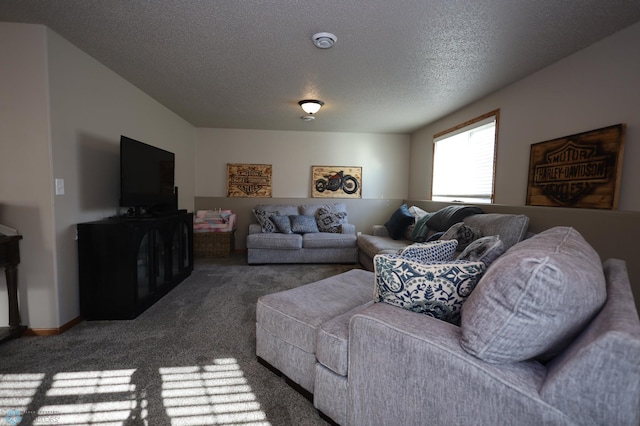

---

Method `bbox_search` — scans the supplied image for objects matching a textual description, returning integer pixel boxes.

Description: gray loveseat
[246,203,358,264]
[256,226,640,426]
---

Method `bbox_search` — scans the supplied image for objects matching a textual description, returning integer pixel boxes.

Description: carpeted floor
[0,254,360,426]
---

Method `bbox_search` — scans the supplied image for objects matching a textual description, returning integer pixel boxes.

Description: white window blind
[431,114,497,204]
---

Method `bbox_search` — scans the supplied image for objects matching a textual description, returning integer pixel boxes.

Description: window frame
[430,109,500,204]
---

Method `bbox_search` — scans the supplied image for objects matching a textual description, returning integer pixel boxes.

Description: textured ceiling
[2,1,640,134]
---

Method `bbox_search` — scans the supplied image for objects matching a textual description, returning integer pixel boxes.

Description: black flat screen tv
[120,135,176,215]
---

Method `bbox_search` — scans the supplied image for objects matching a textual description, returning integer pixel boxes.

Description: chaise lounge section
[256,226,640,426]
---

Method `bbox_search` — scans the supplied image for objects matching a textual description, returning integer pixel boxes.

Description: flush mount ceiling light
[298,99,324,115]
[312,32,337,49]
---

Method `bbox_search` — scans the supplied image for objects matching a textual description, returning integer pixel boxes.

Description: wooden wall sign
[227,163,272,197]
[311,166,362,198]
[526,124,625,209]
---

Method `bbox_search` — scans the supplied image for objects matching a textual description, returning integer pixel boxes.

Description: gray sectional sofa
[256,225,640,426]
[246,203,358,264]
[358,206,530,271]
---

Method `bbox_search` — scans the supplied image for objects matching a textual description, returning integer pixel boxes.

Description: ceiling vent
[312,32,337,49]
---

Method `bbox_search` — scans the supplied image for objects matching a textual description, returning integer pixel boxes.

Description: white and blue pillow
[397,240,458,263]
[374,254,485,325]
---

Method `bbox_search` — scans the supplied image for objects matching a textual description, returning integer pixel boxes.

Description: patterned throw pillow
[270,215,292,234]
[397,240,458,264]
[253,209,279,233]
[315,207,347,233]
[374,254,486,325]
[290,215,319,234]
[457,236,505,268]
[440,222,482,251]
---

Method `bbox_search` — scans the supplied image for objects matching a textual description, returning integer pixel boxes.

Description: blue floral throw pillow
[374,254,486,325]
[397,240,458,264]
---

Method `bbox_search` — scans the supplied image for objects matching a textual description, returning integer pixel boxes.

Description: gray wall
[410,22,640,211]
[0,23,196,330]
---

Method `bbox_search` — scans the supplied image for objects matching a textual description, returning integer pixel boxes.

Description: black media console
[77,212,193,320]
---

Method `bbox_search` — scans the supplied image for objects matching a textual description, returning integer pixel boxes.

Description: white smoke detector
[301,115,315,122]
[312,32,337,49]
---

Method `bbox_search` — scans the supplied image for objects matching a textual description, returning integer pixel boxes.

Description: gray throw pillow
[440,222,482,251]
[460,227,607,363]
[290,215,319,234]
[456,235,505,268]
[270,215,292,234]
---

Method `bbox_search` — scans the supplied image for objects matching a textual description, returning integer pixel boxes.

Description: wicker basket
[194,231,235,258]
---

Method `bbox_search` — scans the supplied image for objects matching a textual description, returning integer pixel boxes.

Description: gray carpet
[0,254,360,426]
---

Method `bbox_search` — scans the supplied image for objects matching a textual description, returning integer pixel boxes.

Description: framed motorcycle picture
[311,166,362,198]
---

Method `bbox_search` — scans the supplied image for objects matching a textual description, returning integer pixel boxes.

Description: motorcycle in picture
[315,171,360,194]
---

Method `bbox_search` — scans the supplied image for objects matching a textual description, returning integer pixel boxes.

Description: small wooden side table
[0,234,27,342]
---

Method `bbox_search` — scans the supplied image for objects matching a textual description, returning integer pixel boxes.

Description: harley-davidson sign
[526,124,625,209]
[227,163,272,197]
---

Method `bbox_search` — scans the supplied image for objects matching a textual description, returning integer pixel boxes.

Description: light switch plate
[55,178,65,195]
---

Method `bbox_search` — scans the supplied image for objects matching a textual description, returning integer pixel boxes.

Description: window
[431,110,499,204]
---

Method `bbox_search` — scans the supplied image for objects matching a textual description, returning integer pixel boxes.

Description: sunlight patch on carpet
[1,370,141,425]
[160,358,271,426]
[0,373,45,420]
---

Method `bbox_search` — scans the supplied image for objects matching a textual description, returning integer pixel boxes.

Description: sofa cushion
[290,215,319,234]
[270,215,292,234]
[460,227,607,363]
[397,240,458,263]
[303,232,357,249]
[439,222,482,251]
[254,204,299,216]
[357,234,411,258]
[300,203,347,216]
[252,209,279,233]
[246,232,302,249]
[384,204,415,240]
[374,254,485,325]
[256,269,376,354]
[456,235,505,268]
[315,207,348,233]
[462,213,529,250]
[316,301,374,377]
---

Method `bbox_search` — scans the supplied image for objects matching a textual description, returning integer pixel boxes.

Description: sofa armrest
[348,303,554,426]
[341,223,356,235]
[371,225,389,237]
[248,223,262,234]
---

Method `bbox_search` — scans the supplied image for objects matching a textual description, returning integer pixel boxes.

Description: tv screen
[120,136,176,213]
